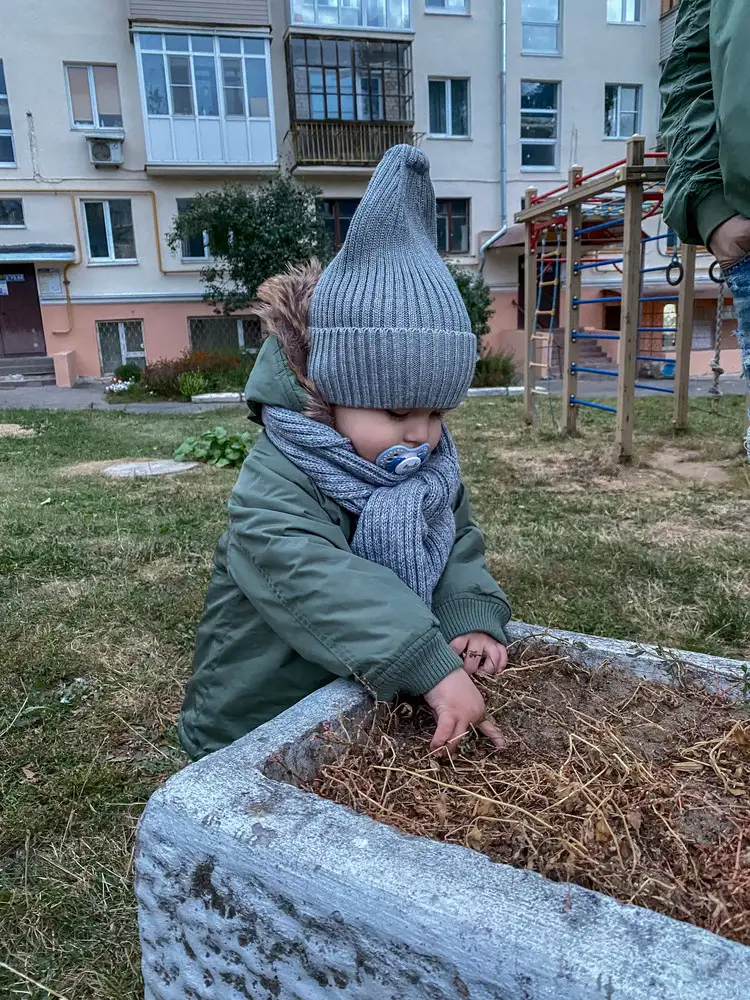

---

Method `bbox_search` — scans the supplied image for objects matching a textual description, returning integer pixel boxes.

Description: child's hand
[450,632,508,677]
[424,669,505,755]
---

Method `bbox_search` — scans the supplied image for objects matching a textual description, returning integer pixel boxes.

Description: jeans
[722,254,750,460]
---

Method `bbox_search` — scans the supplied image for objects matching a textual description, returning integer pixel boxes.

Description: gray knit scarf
[262,406,461,606]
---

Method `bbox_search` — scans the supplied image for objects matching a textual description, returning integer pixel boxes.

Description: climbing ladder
[517,136,699,462]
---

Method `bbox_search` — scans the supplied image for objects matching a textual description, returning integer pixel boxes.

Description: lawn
[1,396,749,999]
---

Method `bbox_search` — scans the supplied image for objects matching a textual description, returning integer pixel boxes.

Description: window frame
[604,83,643,139]
[82,199,138,265]
[176,198,210,261]
[424,0,469,14]
[187,315,262,355]
[436,198,470,255]
[0,197,24,227]
[607,0,642,24]
[318,198,361,251]
[64,63,123,131]
[520,79,560,172]
[521,0,562,56]
[427,78,470,138]
[0,58,16,167]
[96,319,146,374]
[289,0,411,31]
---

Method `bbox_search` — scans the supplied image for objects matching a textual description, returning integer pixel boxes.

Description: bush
[446,264,494,350]
[142,350,255,400]
[114,363,143,383]
[175,426,253,468]
[472,352,516,389]
[178,371,207,400]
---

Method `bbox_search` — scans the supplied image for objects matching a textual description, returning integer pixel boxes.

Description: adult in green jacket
[660,0,750,456]
[179,263,511,762]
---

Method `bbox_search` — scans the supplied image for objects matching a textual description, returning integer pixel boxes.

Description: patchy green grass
[1,397,749,998]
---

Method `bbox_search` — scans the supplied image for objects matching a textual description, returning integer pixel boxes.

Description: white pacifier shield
[394,455,423,475]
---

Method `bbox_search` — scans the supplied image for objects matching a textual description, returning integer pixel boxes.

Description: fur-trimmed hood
[244,260,334,426]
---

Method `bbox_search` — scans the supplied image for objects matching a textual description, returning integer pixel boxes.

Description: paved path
[0,376,746,412]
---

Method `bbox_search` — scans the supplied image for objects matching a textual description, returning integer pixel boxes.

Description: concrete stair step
[0,374,56,389]
[0,355,55,376]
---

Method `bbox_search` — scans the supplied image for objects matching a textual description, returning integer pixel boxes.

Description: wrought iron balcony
[290,121,420,168]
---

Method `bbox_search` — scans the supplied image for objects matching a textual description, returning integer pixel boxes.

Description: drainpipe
[479,0,508,274]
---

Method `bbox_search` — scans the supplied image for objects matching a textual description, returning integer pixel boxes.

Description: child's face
[334,407,446,464]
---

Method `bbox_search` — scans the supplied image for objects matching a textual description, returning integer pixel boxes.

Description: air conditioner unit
[86,136,124,168]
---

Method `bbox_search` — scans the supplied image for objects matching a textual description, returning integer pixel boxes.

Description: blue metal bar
[573,297,621,306]
[638,326,677,332]
[574,258,623,271]
[634,383,675,394]
[637,355,672,362]
[571,365,618,377]
[641,265,669,274]
[570,397,617,413]
[640,234,671,244]
[640,295,679,302]
[574,217,626,237]
[572,333,620,340]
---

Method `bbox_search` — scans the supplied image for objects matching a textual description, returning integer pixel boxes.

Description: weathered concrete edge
[141,627,750,998]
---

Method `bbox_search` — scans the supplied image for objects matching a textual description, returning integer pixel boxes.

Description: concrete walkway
[0,376,746,412]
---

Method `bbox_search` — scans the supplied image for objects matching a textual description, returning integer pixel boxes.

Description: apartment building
[0,0,736,385]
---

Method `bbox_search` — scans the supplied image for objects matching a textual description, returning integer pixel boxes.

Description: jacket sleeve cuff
[371,627,463,699]
[694,187,737,247]
[433,594,511,646]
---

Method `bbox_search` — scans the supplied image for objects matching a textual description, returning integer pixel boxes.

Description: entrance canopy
[0,243,75,262]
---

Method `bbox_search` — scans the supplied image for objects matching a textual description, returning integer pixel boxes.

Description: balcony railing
[290,121,420,167]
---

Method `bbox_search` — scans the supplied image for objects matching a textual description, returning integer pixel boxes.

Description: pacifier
[375,443,430,476]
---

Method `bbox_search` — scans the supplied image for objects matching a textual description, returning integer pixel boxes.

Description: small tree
[168,177,333,314]
[447,264,494,352]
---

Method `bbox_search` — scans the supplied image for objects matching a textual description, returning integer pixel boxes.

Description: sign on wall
[37,268,63,297]
[0,273,25,282]
[0,281,8,296]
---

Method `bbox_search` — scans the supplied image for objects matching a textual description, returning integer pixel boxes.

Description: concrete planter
[135,624,750,1000]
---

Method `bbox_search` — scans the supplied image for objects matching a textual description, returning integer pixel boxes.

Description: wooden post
[615,136,645,463]
[673,242,696,431]
[562,166,584,434]
[523,188,538,425]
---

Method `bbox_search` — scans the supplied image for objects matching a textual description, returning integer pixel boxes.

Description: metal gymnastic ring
[665,260,684,287]
[709,259,724,284]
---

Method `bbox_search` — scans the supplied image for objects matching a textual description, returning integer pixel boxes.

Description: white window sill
[180,257,211,263]
[426,134,472,141]
[520,166,560,173]
[0,163,18,169]
[424,9,471,16]
[602,136,637,141]
[87,259,139,267]
[0,224,26,229]
[520,50,562,58]
[73,125,125,136]
[607,20,645,26]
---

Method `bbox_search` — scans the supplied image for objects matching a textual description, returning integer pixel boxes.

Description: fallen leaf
[595,817,613,842]
[626,808,643,833]
[467,826,484,849]
[40,497,52,506]
[672,760,703,773]
[22,766,38,782]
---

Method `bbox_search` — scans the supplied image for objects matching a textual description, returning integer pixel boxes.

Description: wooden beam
[614,136,646,463]
[673,243,696,431]
[523,191,538,425]
[514,165,667,225]
[562,166,584,434]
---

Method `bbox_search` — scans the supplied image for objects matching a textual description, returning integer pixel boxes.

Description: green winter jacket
[660,0,750,245]
[179,266,511,761]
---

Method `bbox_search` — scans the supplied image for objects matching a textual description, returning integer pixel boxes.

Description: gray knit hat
[308,145,476,410]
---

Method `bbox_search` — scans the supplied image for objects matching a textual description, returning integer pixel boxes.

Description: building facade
[0,0,738,385]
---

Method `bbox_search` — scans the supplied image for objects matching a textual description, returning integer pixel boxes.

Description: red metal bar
[644,152,667,158]
[574,158,627,185]
[530,182,569,205]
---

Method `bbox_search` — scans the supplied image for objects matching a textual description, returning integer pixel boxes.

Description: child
[179,145,511,761]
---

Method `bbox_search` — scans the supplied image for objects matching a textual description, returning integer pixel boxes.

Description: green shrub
[178,371,207,400]
[114,363,143,382]
[472,352,516,388]
[143,349,255,399]
[175,426,253,468]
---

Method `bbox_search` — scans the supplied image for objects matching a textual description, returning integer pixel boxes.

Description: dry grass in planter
[310,646,750,945]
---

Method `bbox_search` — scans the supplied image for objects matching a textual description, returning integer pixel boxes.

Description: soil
[649,447,731,485]
[312,648,750,945]
[0,423,35,438]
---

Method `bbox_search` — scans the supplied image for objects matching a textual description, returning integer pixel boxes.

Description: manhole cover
[102,460,199,478]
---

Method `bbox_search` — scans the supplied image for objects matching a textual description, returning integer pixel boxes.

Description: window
[318,198,361,251]
[0,59,15,166]
[65,65,123,129]
[428,79,469,137]
[521,81,559,168]
[83,200,136,262]
[176,198,209,259]
[288,37,412,123]
[290,0,410,30]
[436,199,469,254]
[661,0,679,13]
[188,315,262,354]
[97,320,146,374]
[135,34,274,165]
[521,0,561,55]
[425,0,467,11]
[608,0,641,23]
[0,198,23,226]
[605,84,642,138]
